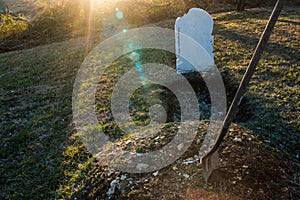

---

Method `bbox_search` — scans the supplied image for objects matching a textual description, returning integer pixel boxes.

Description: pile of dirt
[80,122,295,200]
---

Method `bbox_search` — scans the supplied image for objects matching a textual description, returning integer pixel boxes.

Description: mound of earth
[73,122,293,200]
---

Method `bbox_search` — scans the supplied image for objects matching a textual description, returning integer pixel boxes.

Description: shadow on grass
[0,38,93,198]
[212,9,299,158]
[214,23,299,65]
[0,6,299,199]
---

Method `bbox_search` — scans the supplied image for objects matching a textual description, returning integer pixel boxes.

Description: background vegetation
[1,0,299,53]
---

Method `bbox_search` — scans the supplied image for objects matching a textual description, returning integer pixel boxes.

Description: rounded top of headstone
[176,8,213,29]
[188,8,213,20]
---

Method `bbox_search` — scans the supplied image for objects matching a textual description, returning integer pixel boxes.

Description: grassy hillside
[0,6,299,199]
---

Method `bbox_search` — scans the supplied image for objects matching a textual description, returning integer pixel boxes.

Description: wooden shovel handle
[201,0,284,160]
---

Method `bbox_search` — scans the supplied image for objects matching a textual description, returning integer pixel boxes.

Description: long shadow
[0,39,94,199]
[54,47,299,198]
[212,16,300,158]
[1,7,299,199]
[214,23,299,65]
[278,19,300,26]
[214,6,300,22]
[214,9,271,21]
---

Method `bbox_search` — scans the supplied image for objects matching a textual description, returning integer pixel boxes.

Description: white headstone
[175,8,214,73]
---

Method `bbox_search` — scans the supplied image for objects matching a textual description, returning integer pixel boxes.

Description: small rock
[183,157,199,165]
[125,140,132,145]
[120,175,127,181]
[242,132,248,136]
[183,174,190,178]
[106,179,120,198]
[233,137,242,142]
[172,166,178,171]
[153,171,159,177]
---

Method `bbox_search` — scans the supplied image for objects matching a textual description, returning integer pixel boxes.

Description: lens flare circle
[72,27,226,173]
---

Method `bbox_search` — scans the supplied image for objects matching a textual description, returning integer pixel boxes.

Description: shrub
[30,0,88,38]
[0,0,96,52]
[0,14,29,40]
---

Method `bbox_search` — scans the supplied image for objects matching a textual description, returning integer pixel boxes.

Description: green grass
[0,6,299,199]
[0,38,87,198]
[213,7,300,154]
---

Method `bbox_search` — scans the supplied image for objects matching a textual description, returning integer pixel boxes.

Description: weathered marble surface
[175,8,214,73]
